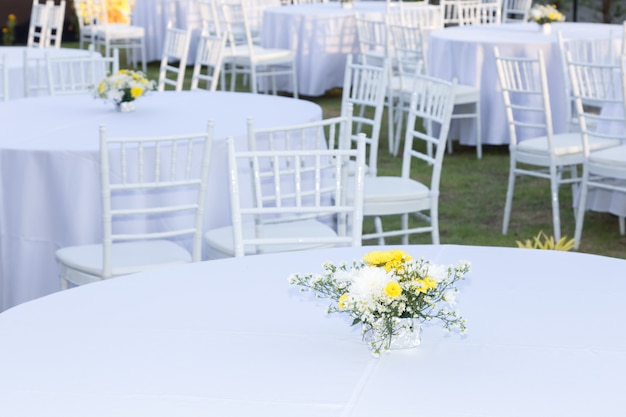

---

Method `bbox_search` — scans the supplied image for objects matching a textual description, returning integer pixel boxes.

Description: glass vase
[540,23,552,35]
[115,101,136,113]
[363,317,422,354]
[340,0,353,9]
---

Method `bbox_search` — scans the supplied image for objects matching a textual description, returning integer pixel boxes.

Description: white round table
[133,0,201,63]
[427,22,623,146]
[0,244,624,416]
[261,1,387,96]
[0,91,322,311]
[0,46,99,100]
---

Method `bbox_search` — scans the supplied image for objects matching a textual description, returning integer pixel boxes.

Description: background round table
[0,91,322,311]
[261,1,387,96]
[0,244,624,416]
[427,22,623,146]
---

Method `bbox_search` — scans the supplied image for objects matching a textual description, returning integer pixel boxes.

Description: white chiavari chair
[502,0,532,23]
[27,0,50,48]
[56,122,214,288]
[157,22,193,92]
[45,0,66,48]
[191,31,226,91]
[568,54,625,249]
[494,47,618,241]
[361,76,457,245]
[204,110,366,258]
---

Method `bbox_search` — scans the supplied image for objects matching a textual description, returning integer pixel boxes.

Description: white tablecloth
[0,91,321,311]
[0,46,99,100]
[133,0,201,63]
[261,1,387,96]
[0,244,624,416]
[427,22,623,146]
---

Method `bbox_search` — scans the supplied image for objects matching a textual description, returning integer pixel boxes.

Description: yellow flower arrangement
[528,4,565,25]
[289,249,470,356]
[94,69,155,104]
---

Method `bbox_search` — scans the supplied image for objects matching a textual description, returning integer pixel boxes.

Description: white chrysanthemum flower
[349,266,393,299]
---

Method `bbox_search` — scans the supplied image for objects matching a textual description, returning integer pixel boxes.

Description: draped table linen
[0,91,321,311]
[427,22,623,146]
[261,1,387,96]
[0,244,624,416]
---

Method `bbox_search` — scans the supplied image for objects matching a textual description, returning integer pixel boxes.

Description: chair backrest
[221,2,255,55]
[556,31,617,130]
[458,0,502,26]
[27,0,50,48]
[0,54,8,101]
[191,31,226,91]
[354,15,387,65]
[197,0,224,37]
[502,0,532,23]
[567,53,624,156]
[158,22,192,92]
[400,75,457,195]
[45,0,66,48]
[23,48,48,97]
[494,47,555,149]
[73,0,96,47]
[99,122,214,276]
[387,22,427,73]
[46,47,118,95]
[341,54,388,177]
[229,112,364,257]
[386,3,444,33]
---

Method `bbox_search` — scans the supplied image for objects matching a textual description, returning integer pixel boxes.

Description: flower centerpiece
[289,249,470,356]
[95,69,155,112]
[340,0,354,9]
[528,4,564,33]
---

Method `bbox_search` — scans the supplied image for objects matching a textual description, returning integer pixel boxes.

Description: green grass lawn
[116,50,626,259]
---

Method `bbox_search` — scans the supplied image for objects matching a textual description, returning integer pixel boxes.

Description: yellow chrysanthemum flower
[384,281,402,298]
[338,293,348,309]
[8,14,16,20]
[363,249,412,271]
[130,86,143,98]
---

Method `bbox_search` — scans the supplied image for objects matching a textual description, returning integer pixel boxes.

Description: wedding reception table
[133,0,201,62]
[0,91,321,311]
[427,22,624,146]
[0,244,624,416]
[261,1,388,96]
[0,46,100,100]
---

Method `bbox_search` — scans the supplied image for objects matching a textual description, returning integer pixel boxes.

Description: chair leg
[374,216,385,245]
[291,60,299,99]
[430,205,440,245]
[475,100,482,159]
[401,213,409,245]
[502,160,516,235]
[620,216,625,236]
[549,166,562,242]
[386,98,395,155]
[574,168,590,250]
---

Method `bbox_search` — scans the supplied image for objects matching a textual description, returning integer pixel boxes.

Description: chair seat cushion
[364,176,430,202]
[359,176,431,216]
[205,218,338,257]
[56,240,191,277]
[453,83,480,105]
[589,144,626,167]
[95,24,145,39]
[517,133,620,156]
